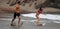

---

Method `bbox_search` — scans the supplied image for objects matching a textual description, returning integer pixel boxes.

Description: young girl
[36,7,44,26]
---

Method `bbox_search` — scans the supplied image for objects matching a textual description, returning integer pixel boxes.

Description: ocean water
[0,13,60,23]
[22,13,60,20]
[22,13,60,23]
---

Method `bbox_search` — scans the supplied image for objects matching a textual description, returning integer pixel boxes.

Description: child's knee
[18,16,20,19]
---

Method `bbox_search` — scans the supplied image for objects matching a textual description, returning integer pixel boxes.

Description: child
[36,7,44,26]
[11,1,21,26]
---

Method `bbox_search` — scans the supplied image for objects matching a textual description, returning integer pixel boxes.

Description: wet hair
[39,7,42,11]
[17,1,20,4]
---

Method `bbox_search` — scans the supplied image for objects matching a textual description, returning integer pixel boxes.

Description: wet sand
[0,13,60,29]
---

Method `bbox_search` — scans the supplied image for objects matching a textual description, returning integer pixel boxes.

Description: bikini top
[38,9,42,13]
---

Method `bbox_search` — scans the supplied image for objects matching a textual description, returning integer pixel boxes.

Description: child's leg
[36,13,41,25]
[37,15,40,24]
[18,16,21,27]
[11,13,16,26]
[11,13,16,25]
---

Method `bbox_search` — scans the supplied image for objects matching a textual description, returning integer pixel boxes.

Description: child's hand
[17,11,20,13]
[44,12,46,15]
[42,12,46,15]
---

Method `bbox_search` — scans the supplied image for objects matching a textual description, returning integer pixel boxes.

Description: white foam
[22,13,60,20]
[53,21,60,23]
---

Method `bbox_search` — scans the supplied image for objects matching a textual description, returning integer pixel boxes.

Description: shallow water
[22,13,60,23]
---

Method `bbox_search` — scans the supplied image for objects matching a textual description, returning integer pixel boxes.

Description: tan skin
[13,3,21,26]
[36,8,46,25]
[36,10,40,25]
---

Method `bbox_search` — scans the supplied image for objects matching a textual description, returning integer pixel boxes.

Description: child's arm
[42,10,46,14]
[13,7,19,13]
